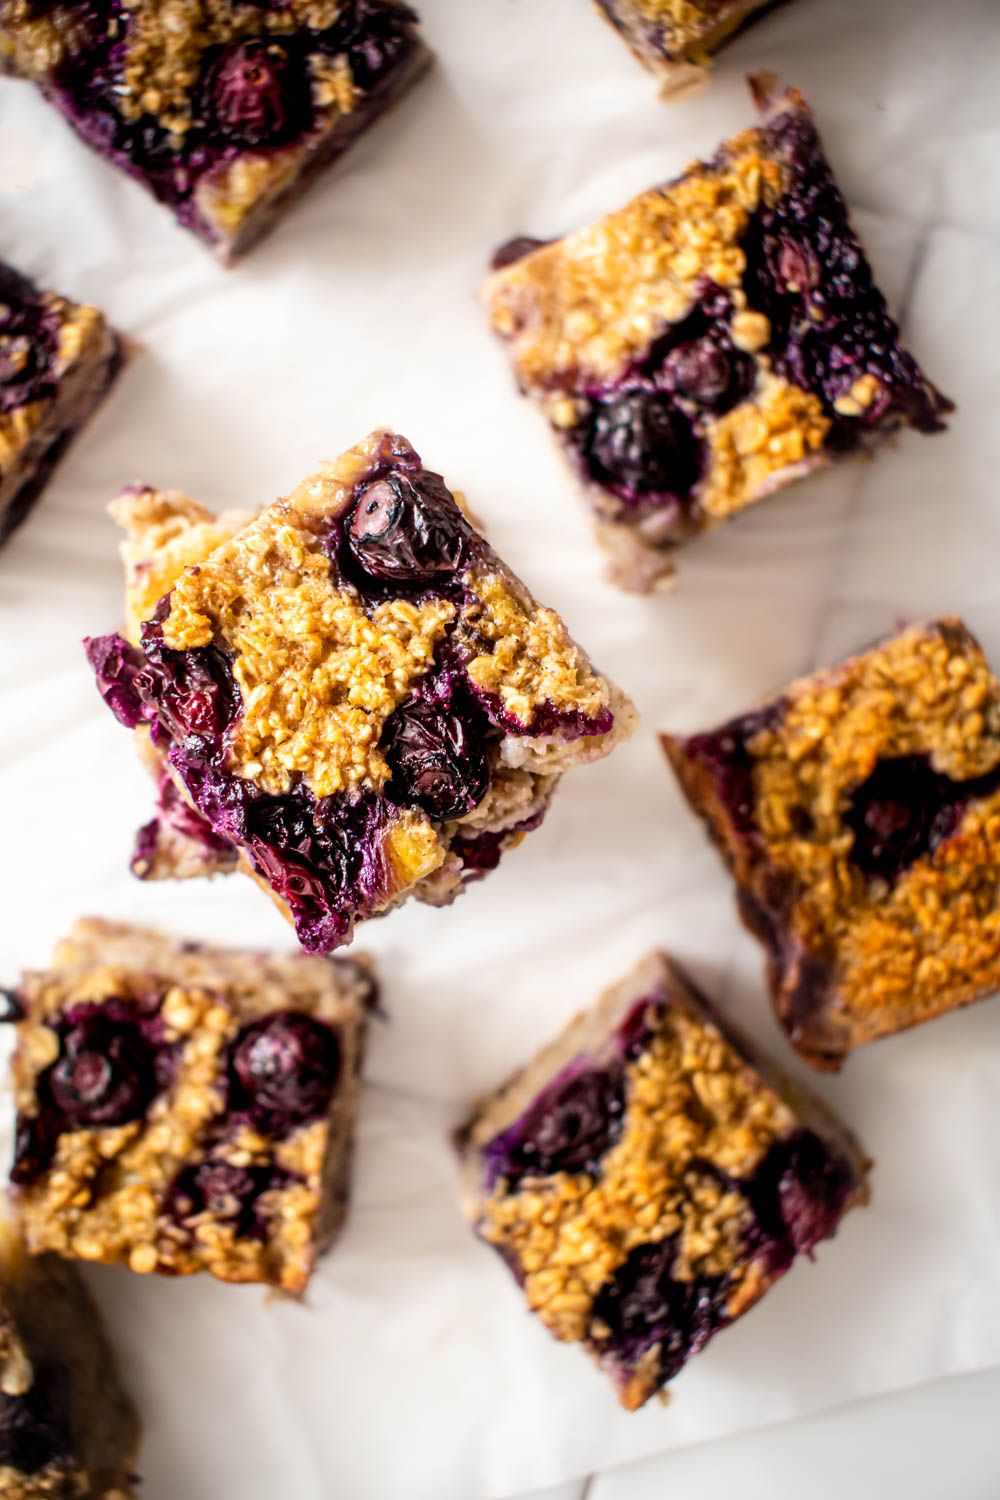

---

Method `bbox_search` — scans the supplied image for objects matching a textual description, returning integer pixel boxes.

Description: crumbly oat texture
[9,919,372,1293]
[458,952,868,1409]
[0,263,119,549]
[484,77,951,593]
[0,1218,139,1498]
[594,0,786,90]
[663,617,1000,1069]
[88,430,636,954]
[0,1,430,261]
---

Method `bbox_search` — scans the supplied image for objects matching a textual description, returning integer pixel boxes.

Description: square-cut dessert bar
[0,1217,139,1498]
[7,919,373,1293]
[0,261,119,549]
[85,431,637,954]
[484,77,952,592]
[594,1,787,95]
[457,952,868,1409]
[0,0,429,262]
[663,618,1000,1070]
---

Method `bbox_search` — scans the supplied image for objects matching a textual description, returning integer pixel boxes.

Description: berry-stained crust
[0,1220,139,1498]
[85,430,637,954]
[7,919,373,1293]
[0,1,430,262]
[0,261,119,549]
[662,617,1000,1069]
[457,952,868,1410]
[594,0,788,93]
[484,77,952,592]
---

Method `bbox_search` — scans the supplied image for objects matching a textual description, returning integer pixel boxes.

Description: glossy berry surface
[203,40,308,147]
[844,754,979,884]
[584,389,700,502]
[483,1059,627,1189]
[230,1011,341,1128]
[591,1237,725,1378]
[747,1129,856,1267]
[382,687,490,820]
[169,1158,291,1241]
[346,470,470,584]
[48,1014,156,1128]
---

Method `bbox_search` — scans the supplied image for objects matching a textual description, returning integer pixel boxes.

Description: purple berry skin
[347,470,471,584]
[47,1014,157,1129]
[229,1011,341,1130]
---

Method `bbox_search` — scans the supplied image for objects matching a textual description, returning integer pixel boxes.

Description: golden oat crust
[459,953,867,1408]
[663,618,1000,1068]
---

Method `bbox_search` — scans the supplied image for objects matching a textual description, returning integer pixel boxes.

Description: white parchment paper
[1,1,1000,1496]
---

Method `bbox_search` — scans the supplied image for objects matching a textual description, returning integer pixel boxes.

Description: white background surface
[1,0,999,1495]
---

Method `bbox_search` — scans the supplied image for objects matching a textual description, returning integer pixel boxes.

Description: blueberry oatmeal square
[85,432,637,954]
[0,262,119,549]
[484,77,952,592]
[457,952,868,1409]
[0,1218,139,1499]
[594,1,789,95]
[8,919,373,1292]
[0,1,430,262]
[663,618,1000,1070]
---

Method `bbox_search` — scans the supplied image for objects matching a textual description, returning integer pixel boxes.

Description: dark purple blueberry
[139,602,240,744]
[484,1059,627,1189]
[83,633,152,730]
[0,263,35,311]
[490,236,550,271]
[48,1015,156,1128]
[661,336,753,414]
[0,1363,72,1475]
[9,1115,56,1187]
[0,335,45,415]
[585,390,700,500]
[681,702,787,842]
[844,755,969,884]
[169,1157,290,1241]
[346,470,470,584]
[382,694,490,820]
[230,1011,340,1128]
[590,1238,726,1378]
[747,1129,855,1265]
[739,106,952,436]
[201,40,309,147]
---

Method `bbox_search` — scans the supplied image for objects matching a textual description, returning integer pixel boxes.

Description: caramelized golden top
[479,1000,794,1346]
[484,138,784,388]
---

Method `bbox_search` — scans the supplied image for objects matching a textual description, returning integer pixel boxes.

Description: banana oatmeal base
[457,952,868,1410]
[0,0,430,261]
[0,261,119,549]
[8,919,373,1294]
[484,76,951,592]
[85,430,637,955]
[593,0,788,93]
[663,617,1000,1070]
[0,1217,139,1499]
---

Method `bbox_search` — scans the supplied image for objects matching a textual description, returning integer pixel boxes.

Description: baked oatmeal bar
[85,432,637,954]
[594,1,788,95]
[484,77,952,592]
[0,1,430,262]
[7,919,372,1293]
[662,618,1000,1070]
[0,1216,139,1498]
[0,262,119,549]
[457,952,868,1409]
